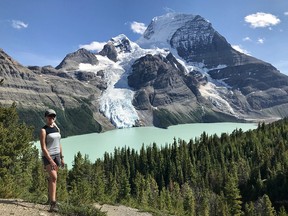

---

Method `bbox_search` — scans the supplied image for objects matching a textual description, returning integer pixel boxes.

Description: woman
[40,109,64,212]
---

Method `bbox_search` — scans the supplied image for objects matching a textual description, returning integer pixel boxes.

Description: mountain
[1,13,288,136]
[56,48,99,71]
[0,49,109,137]
[135,13,288,121]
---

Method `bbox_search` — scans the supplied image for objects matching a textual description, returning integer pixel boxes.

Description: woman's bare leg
[45,164,58,202]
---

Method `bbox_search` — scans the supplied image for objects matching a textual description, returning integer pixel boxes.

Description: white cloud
[257,38,265,44]
[130,21,147,34]
[232,45,250,55]
[79,41,106,52]
[243,37,252,42]
[244,12,280,28]
[11,20,28,29]
[284,12,288,16]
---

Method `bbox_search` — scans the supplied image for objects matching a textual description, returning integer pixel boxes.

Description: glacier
[79,35,168,128]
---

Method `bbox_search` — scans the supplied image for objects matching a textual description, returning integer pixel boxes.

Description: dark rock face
[128,54,160,89]
[208,63,288,109]
[56,48,98,70]
[99,35,133,62]
[169,15,260,68]
[112,37,132,53]
[99,43,118,62]
[128,54,199,110]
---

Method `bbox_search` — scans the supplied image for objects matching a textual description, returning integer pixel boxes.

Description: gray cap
[45,109,56,117]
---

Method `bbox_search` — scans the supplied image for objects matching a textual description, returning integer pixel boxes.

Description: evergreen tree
[260,194,276,216]
[68,152,93,204]
[279,206,288,216]
[118,169,131,202]
[171,182,184,215]
[244,202,255,216]
[182,183,195,216]
[0,104,34,198]
[164,188,172,212]
[224,174,243,216]
[134,172,148,206]
[146,174,159,209]
[197,190,210,216]
[57,166,69,202]
[29,160,47,202]
[217,192,229,216]
[0,104,33,176]
[91,162,106,202]
[106,173,118,203]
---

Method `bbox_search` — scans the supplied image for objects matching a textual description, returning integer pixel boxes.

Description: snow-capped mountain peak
[108,34,139,54]
[137,13,212,49]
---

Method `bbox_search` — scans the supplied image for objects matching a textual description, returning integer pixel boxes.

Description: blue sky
[1,0,288,74]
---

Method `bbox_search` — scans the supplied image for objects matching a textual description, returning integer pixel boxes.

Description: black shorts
[42,153,61,167]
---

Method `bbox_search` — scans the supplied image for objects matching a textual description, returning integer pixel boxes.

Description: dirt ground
[94,203,152,216]
[0,199,153,216]
[0,199,56,216]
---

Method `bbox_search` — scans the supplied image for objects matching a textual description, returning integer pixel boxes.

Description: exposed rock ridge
[56,48,98,71]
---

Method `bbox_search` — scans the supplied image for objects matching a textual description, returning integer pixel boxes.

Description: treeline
[1,104,288,215]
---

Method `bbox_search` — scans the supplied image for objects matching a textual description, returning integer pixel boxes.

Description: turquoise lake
[35,122,258,168]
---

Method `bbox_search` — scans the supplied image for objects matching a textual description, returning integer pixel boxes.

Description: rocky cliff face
[128,54,199,108]
[1,13,288,136]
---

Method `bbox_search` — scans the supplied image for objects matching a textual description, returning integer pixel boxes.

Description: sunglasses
[47,115,56,119]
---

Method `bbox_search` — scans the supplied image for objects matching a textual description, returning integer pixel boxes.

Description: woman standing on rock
[40,109,64,212]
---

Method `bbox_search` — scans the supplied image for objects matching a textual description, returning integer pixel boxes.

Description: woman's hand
[50,160,58,170]
[61,158,65,168]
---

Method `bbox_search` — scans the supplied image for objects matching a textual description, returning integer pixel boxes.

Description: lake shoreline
[36,122,258,169]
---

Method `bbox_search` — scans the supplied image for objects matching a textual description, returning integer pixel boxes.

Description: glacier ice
[78,36,168,128]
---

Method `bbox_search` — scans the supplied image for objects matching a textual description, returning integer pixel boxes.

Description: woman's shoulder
[42,125,60,134]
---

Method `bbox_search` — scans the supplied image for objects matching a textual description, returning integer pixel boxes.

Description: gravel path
[0,199,57,216]
[0,199,153,216]
[94,203,153,216]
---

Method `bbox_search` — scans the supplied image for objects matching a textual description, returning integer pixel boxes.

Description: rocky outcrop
[56,48,98,71]
[99,42,118,62]
[128,54,198,108]
[99,34,134,61]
